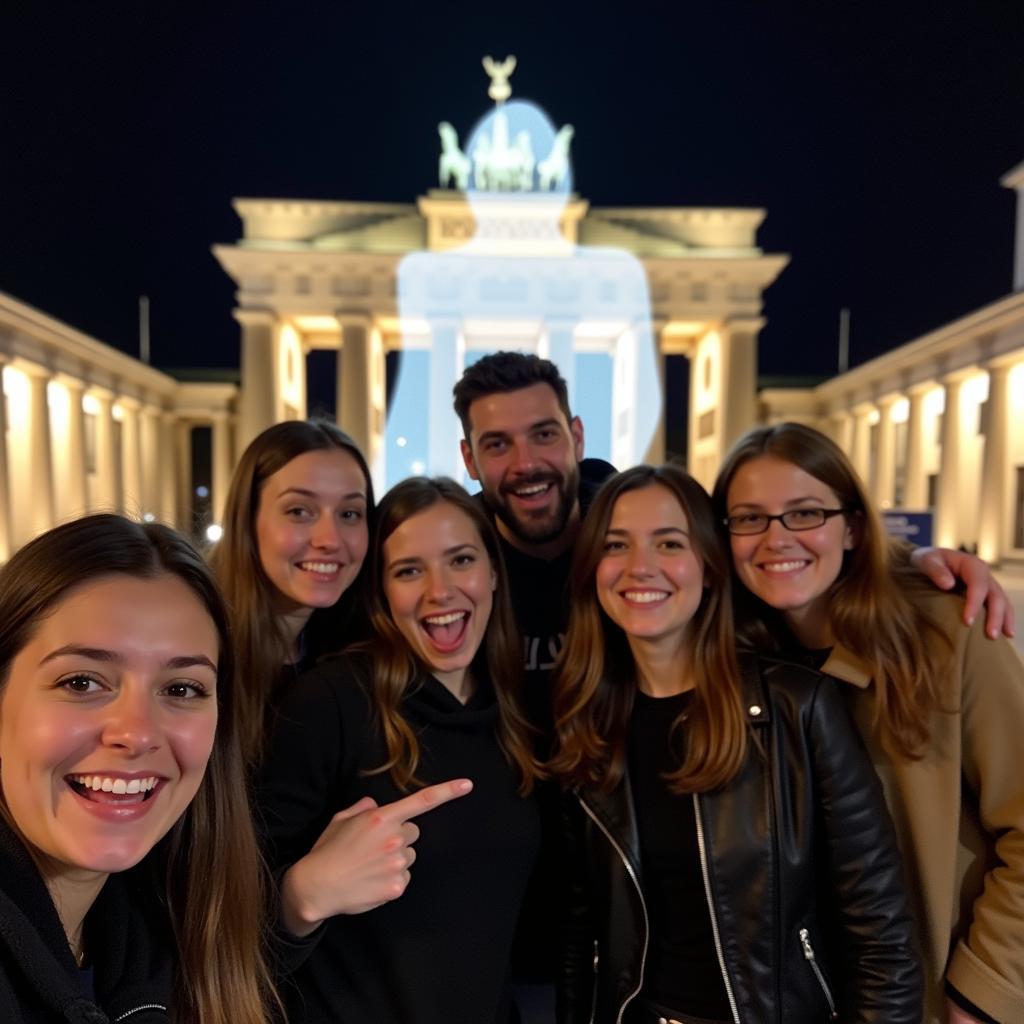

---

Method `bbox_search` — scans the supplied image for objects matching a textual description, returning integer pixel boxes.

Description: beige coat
[821,591,1024,1024]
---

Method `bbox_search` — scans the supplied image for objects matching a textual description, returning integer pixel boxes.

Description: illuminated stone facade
[761,160,1024,565]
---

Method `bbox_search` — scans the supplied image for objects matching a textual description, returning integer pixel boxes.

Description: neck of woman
[784,599,836,651]
[40,861,108,968]
[629,636,695,698]
[277,606,314,663]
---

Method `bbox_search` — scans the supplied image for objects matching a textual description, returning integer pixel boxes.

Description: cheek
[169,711,219,780]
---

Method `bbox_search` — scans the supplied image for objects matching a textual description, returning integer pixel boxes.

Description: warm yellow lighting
[293,315,341,333]
[890,398,909,423]
[868,408,880,426]
[47,381,70,436]
[923,386,945,418]
[82,393,101,415]
[1009,362,1024,408]
[205,523,223,543]
[111,403,125,422]
[961,372,989,408]
[2,366,30,429]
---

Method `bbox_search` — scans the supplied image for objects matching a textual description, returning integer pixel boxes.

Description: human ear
[460,439,480,481]
[570,416,584,460]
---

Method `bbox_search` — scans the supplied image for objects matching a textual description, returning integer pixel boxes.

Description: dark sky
[2,1,1023,382]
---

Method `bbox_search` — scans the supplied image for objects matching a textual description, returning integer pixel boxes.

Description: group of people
[0,351,1021,1024]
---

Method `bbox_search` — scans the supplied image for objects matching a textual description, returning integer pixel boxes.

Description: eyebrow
[606,526,690,538]
[728,496,827,512]
[476,418,563,444]
[387,542,480,570]
[39,645,217,673]
[275,487,366,502]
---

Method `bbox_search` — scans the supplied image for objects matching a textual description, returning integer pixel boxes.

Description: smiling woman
[0,514,274,1024]
[258,477,544,1024]
[209,419,374,764]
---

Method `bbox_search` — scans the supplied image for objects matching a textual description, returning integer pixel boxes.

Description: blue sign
[882,510,933,547]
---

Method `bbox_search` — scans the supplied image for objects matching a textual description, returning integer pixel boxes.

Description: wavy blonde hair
[549,465,749,794]
[712,422,950,759]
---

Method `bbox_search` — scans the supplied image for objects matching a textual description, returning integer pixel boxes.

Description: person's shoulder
[578,458,617,515]
[745,652,835,707]
[284,650,375,720]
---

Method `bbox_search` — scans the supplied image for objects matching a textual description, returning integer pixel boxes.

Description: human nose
[625,547,655,577]
[762,516,796,547]
[508,438,537,475]
[101,688,161,755]
[310,514,341,550]
[424,565,454,603]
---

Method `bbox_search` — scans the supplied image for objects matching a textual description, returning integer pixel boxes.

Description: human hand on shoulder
[279,779,473,936]
[909,546,1016,640]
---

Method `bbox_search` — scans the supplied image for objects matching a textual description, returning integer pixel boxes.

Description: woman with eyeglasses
[551,464,920,1024]
[713,422,1024,1024]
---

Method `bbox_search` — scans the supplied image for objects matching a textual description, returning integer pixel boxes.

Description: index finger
[379,779,474,824]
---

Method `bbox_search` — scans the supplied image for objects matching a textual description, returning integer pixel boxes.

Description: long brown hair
[0,514,277,1024]
[209,419,374,764]
[360,477,541,794]
[549,465,749,794]
[712,422,949,759]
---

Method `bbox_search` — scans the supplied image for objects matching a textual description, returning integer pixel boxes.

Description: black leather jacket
[558,657,922,1024]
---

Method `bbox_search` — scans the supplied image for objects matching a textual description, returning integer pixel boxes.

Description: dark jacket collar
[0,815,171,1023]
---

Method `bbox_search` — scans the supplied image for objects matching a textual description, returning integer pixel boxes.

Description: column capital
[335,309,373,329]
[233,307,277,328]
[983,355,1017,375]
[721,315,766,334]
[904,379,936,397]
[939,365,976,386]
[874,392,903,410]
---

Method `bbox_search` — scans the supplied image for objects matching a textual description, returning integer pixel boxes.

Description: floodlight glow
[205,524,223,543]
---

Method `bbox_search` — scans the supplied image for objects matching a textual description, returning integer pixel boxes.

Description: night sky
[2,2,1023,386]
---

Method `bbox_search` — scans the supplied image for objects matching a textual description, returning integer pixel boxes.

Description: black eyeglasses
[723,508,848,535]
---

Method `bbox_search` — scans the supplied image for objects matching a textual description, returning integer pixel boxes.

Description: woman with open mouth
[258,476,543,1023]
[714,422,1024,1024]
[0,514,275,1024]
[209,419,374,765]
[551,464,920,1024]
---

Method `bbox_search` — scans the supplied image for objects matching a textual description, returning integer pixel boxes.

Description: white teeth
[423,612,467,626]
[514,483,548,496]
[299,561,339,574]
[623,590,668,604]
[761,561,808,573]
[70,775,159,794]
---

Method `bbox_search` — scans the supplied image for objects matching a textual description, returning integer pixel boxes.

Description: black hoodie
[0,817,172,1024]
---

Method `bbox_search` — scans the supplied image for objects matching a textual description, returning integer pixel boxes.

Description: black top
[0,817,172,1024]
[627,690,731,1018]
[258,653,541,1024]
[488,457,616,729]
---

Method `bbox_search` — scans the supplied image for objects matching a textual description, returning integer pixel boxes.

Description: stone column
[850,405,873,485]
[903,384,931,509]
[211,413,233,525]
[829,409,853,453]
[978,362,1011,563]
[235,308,277,456]
[644,342,667,466]
[544,318,577,411]
[120,399,143,518]
[0,357,12,561]
[175,421,193,533]
[159,412,178,527]
[873,395,899,509]
[935,371,969,549]
[719,319,761,458]
[335,313,373,456]
[140,407,162,518]
[61,378,89,520]
[91,391,120,512]
[427,319,464,479]
[26,369,56,537]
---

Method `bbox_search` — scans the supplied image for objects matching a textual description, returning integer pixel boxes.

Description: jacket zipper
[578,795,649,1024]
[798,928,838,1019]
[589,939,600,1024]
[114,1005,168,1022]
[692,793,741,1024]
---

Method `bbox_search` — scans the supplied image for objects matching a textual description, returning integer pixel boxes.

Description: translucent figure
[385,87,660,489]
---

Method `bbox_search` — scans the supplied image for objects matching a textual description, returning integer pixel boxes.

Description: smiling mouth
[759,560,811,574]
[503,477,557,504]
[297,561,341,576]
[621,589,670,605]
[421,611,469,653]
[66,774,162,804]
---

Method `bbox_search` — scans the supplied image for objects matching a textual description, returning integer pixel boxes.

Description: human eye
[481,437,509,455]
[452,552,477,567]
[161,680,213,702]
[338,507,364,523]
[533,428,560,444]
[786,508,826,528]
[55,673,107,696]
[602,538,626,552]
[284,504,314,520]
[659,538,686,551]
[729,513,766,533]
[392,565,421,579]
